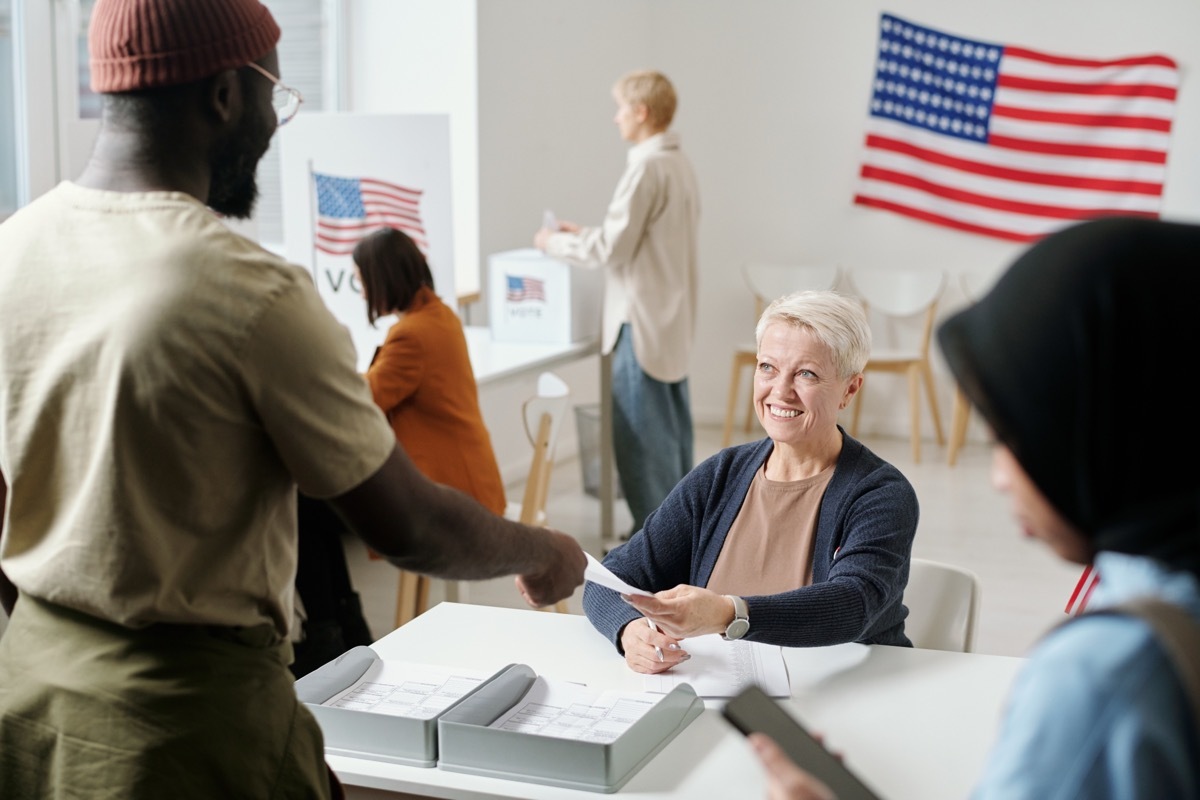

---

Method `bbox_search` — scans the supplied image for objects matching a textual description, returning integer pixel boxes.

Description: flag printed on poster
[313,172,428,255]
[506,275,546,302]
[854,14,1178,242]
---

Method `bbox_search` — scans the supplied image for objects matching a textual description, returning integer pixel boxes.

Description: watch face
[726,619,750,640]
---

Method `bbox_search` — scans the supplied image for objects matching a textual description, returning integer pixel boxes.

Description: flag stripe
[853,194,1041,242]
[864,134,1163,195]
[856,13,1177,241]
[1003,45,1177,70]
[989,116,1171,150]
[998,57,1178,88]
[856,177,1131,239]
[987,133,1167,163]
[360,178,423,200]
[996,73,1178,100]
[865,121,1166,186]
[991,104,1173,132]
[861,154,1162,211]
[991,87,1175,118]
[860,165,1157,219]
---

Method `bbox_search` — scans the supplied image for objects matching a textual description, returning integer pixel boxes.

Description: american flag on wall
[506,275,546,302]
[313,172,428,255]
[855,13,1179,242]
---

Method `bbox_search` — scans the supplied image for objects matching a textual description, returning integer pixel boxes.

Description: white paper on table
[643,634,791,698]
[321,661,490,719]
[584,552,653,597]
[488,676,664,743]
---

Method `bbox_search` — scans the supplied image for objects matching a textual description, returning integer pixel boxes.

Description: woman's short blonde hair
[613,70,678,129]
[755,290,872,379]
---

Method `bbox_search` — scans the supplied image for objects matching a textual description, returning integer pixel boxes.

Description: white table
[329,603,1025,800]
[464,326,599,387]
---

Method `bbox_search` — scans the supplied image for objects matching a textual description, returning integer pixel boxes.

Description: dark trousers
[292,495,372,678]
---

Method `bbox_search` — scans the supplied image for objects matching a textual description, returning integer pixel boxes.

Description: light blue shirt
[973,552,1200,800]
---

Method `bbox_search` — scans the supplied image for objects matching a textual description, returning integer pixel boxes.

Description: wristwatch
[722,595,750,640]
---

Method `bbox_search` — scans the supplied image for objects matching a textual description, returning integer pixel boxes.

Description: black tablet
[722,685,882,800]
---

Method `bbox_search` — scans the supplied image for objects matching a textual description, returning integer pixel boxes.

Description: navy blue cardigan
[583,430,918,649]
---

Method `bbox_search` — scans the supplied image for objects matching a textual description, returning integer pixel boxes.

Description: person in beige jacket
[535,69,700,536]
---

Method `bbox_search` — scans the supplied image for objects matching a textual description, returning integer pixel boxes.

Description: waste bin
[574,404,622,499]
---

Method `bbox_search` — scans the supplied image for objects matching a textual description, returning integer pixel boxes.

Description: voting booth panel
[279,114,456,372]
[488,248,603,345]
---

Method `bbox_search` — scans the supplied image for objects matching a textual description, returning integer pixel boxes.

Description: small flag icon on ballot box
[488,249,602,344]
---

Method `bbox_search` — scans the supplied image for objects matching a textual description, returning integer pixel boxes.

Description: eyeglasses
[245,62,304,127]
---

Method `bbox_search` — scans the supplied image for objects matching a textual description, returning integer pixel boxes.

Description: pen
[646,617,665,662]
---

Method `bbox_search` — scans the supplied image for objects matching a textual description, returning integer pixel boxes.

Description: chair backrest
[744,263,842,317]
[958,269,997,304]
[903,557,982,652]
[849,267,947,358]
[849,267,946,318]
[517,372,570,526]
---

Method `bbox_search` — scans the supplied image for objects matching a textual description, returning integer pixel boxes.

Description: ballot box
[488,248,603,344]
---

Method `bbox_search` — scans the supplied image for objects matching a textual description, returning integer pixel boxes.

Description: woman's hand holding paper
[623,585,735,639]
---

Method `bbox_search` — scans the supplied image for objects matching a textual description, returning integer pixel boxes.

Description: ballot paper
[542,208,558,231]
[643,634,791,698]
[584,552,652,597]
[321,661,489,719]
[488,676,664,743]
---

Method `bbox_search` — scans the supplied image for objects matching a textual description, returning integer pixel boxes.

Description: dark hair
[352,227,435,324]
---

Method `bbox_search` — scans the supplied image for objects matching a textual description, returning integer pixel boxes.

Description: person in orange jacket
[292,227,508,675]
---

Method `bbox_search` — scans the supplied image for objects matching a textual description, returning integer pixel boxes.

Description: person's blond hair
[613,70,677,129]
[755,290,872,379]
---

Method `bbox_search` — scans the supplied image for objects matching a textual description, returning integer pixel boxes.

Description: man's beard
[208,109,274,219]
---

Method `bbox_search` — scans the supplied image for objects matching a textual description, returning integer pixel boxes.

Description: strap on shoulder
[1082,598,1200,730]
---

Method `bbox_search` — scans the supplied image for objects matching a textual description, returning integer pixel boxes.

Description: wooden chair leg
[722,354,743,448]
[851,379,865,437]
[415,575,431,616]
[741,360,757,435]
[921,362,946,445]
[394,571,430,629]
[947,388,971,466]
[908,365,922,463]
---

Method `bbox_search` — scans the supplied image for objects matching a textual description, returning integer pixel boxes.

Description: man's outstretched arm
[327,444,585,608]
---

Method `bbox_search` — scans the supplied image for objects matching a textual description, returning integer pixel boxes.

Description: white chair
[504,372,572,613]
[848,267,947,463]
[946,270,998,466]
[395,372,571,626]
[722,263,841,447]
[903,557,982,652]
[505,372,570,528]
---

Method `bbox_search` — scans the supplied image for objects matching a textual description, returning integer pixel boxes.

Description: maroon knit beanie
[89,0,281,93]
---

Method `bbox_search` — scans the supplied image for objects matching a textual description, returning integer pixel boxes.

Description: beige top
[706,463,836,596]
[545,131,700,383]
[0,182,394,636]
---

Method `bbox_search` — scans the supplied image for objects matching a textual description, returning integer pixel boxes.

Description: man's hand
[514,529,586,608]
[623,585,735,639]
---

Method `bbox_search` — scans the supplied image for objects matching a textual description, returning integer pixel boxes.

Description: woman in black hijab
[937,216,1200,799]
[751,217,1200,799]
